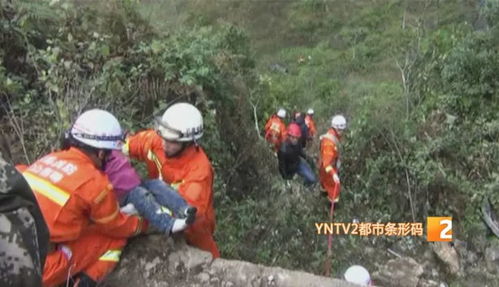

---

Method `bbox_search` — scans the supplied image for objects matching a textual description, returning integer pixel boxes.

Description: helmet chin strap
[193,135,200,147]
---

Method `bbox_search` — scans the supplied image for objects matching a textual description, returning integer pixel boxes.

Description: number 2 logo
[427,217,453,242]
[439,219,452,240]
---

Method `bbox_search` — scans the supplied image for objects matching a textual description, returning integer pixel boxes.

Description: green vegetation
[1,0,499,284]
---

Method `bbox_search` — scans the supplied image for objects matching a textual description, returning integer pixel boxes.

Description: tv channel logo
[427,217,452,242]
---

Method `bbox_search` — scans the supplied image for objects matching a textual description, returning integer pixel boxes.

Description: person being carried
[123,102,220,258]
[292,112,309,148]
[277,123,317,187]
[104,149,197,235]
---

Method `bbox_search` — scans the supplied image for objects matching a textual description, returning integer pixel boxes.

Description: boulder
[431,242,460,275]
[372,257,424,287]
[103,235,358,287]
[484,244,499,274]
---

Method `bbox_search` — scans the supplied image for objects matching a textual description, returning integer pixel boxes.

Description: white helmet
[344,265,371,286]
[331,115,347,130]
[277,108,286,119]
[71,109,123,150]
[156,102,203,142]
[307,108,314,115]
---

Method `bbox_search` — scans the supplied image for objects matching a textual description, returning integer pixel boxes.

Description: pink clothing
[104,150,141,201]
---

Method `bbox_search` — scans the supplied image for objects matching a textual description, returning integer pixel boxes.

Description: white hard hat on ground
[331,115,347,130]
[344,265,371,286]
[156,102,203,142]
[71,109,123,150]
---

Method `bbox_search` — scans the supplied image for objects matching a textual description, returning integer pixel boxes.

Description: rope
[65,263,75,287]
[323,201,336,277]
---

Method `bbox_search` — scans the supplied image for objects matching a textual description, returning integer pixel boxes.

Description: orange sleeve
[180,181,210,215]
[264,117,273,133]
[321,140,337,171]
[87,181,145,238]
[123,130,154,160]
[310,121,317,136]
[180,178,215,243]
[124,130,165,179]
[50,195,89,242]
[177,161,213,217]
[264,119,274,140]
[125,130,163,160]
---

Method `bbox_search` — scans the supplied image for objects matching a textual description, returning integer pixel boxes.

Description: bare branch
[388,128,416,222]
[2,97,30,164]
[378,126,416,222]
[249,99,261,139]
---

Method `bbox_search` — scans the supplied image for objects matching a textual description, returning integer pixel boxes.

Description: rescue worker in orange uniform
[304,108,317,139]
[319,115,347,203]
[123,102,220,258]
[264,108,287,152]
[22,109,147,287]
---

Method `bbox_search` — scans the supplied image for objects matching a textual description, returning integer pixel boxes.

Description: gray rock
[431,242,460,275]
[417,279,440,287]
[431,268,439,278]
[453,239,479,266]
[103,235,358,287]
[196,272,210,283]
[485,244,499,274]
[423,249,435,261]
[210,277,220,284]
[144,257,161,274]
[373,257,424,287]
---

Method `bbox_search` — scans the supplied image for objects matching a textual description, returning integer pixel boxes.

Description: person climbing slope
[319,115,346,203]
[264,108,287,152]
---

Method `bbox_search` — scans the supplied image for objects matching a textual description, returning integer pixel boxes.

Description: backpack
[0,154,49,287]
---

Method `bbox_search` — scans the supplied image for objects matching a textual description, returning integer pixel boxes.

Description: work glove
[331,171,340,185]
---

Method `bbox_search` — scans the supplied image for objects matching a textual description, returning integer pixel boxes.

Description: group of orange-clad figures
[11,103,218,286]
[264,108,346,204]
[2,103,347,287]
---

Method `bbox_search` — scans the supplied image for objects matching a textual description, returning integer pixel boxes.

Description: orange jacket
[22,147,145,243]
[319,128,341,201]
[264,115,286,148]
[304,115,317,137]
[124,130,216,232]
[320,128,341,173]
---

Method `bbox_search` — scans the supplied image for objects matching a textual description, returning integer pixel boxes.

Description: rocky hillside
[103,233,499,287]
[103,235,358,287]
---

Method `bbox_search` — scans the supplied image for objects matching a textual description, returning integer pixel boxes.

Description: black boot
[184,206,197,225]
